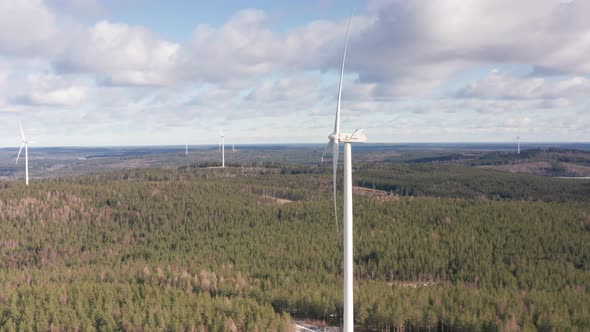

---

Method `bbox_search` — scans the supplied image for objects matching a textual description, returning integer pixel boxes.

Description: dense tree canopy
[0,164,588,330]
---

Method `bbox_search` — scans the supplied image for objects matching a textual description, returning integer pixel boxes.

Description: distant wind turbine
[515,136,521,154]
[322,14,366,332]
[185,143,188,156]
[219,130,225,167]
[16,122,34,186]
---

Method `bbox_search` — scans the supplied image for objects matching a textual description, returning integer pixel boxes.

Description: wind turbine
[185,143,188,156]
[219,130,225,167]
[515,136,521,154]
[16,123,34,186]
[322,15,366,332]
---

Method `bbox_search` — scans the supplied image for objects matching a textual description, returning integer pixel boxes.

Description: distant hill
[465,149,590,177]
[478,161,590,177]
[355,163,590,202]
[379,148,590,177]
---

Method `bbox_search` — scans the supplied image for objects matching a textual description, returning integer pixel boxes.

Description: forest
[0,162,588,331]
[355,163,590,201]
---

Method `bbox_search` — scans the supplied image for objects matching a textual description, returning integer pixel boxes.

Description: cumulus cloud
[28,86,87,106]
[1,0,589,145]
[536,97,572,109]
[13,73,89,106]
[457,70,590,100]
[452,69,588,117]
[247,75,320,103]
[54,21,180,86]
[350,0,590,97]
[402,95,573,117]
[0,0,59,56]
[179,9,373,85]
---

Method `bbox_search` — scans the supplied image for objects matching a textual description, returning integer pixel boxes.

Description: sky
[0,0,589,147]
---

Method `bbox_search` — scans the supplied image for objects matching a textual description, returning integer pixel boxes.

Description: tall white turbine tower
[219,130,225,167]
[323,15,366,332]
[16,123,34,186]
[515,136,521,154]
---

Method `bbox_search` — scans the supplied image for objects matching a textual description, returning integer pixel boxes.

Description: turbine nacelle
[339,129,367,143]
[328,129,367,144]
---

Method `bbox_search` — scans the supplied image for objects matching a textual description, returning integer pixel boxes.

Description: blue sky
[105,0,362,40]
[0,0,589,147]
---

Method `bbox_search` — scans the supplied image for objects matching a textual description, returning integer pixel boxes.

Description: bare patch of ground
[258,195,293,205]
[353,186,399,203]
[478,162,590,177]
[46,164,69,172]
[295,320,340,332]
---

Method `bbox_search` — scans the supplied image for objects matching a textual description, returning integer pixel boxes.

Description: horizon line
[1,141,589,149]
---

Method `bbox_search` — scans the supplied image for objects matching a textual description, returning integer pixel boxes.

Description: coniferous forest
[0,161,589,331]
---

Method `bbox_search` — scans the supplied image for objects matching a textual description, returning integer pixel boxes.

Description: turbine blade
[20,122,25,141]
[334,14,352,136]
[321,140,334,162]
[332,140,340,236]
[16,143,24,164]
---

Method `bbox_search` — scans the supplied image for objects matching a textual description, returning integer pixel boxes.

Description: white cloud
[1,1,590,145]
[538,98,572,109]
[458,71,590,100]
[247,75,320,103]
[0,0,59,56]
[182,10,283,83]
[55,21,180,86]
[12,73,89,106]
[29,86,87,106]
[180,9,374,85]
[350,0,590,97]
